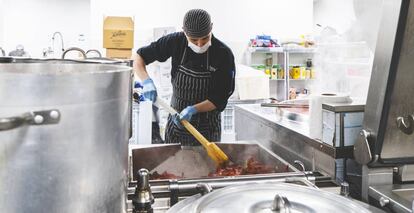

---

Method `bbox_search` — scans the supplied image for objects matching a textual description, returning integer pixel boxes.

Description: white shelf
[284,48,316,53]
[248,47,284,53]
[290,79,316,81]
[248,46,316,54]
[269,79,316,81]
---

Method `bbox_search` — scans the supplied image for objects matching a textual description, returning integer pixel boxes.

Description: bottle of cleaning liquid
[77,34,87,58]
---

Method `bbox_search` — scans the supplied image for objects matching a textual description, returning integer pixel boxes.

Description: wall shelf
[246,47,316,100]
[248,47,284,53]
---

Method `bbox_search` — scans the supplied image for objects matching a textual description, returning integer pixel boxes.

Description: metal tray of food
[131,141,299,180]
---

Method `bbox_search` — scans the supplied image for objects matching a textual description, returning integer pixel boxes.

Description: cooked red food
[208,164,243,177]
[209,157,275,177]
[244,157,274,174]
[151,157,278,179]
[150,171,182,180]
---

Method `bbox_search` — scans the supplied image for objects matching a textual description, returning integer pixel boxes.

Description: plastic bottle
[265,66,271,78]
[271,65,278,80]
[277,67,284,79]
[77,34,87,58]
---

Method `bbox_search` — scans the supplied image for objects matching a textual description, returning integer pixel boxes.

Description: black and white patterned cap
[183,9,212,38]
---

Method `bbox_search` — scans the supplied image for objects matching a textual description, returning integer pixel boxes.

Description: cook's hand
[142,78,157,102]
[173,106,198,128]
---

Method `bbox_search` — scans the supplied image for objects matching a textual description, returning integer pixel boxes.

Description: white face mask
[187,40,211,54]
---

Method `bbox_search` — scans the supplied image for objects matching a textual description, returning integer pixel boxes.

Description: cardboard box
[103,16,134,49]
[106,48,132,59]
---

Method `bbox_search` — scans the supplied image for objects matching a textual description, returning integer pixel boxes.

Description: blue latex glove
[142,78,157,102]
[173,106,198,128]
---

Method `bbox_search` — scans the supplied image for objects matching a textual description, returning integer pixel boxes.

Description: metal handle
[196,183,212,195]
[293,160,306,172]
[397,114,414,135]
[285,177,318,189]
[379,196,390,207]
[86,49,102,58]
[0,47,5,57]
[0,114,28,131]
[354,129,373,165]
[271,194,291,213]
[61,47,86,59]
[154,97,177,115]
[0,110,61,131]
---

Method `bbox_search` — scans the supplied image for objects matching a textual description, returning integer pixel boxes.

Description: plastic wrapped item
[8,45,30,57]
[235,64,269,100]
[309,93,352,140]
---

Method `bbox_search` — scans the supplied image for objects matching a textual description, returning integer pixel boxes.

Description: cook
[134,9,235,146]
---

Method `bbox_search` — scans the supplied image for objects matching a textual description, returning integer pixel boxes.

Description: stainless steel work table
[234,104,355,178]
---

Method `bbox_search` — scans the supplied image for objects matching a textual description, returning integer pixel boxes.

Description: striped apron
[165,47,221,146]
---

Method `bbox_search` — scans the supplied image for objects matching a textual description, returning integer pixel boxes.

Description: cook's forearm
[133,53,150,81]
[193,100,217,113]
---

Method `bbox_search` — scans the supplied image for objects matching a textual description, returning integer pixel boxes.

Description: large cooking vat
[0,63,132,213]
[129,141,304,211]
[131,141,299,180]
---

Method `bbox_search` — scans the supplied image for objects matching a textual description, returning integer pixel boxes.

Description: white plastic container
[130,101,153,145]
[235,64,269,100]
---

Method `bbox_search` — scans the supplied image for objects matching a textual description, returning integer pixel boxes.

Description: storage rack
[247,47,316,100]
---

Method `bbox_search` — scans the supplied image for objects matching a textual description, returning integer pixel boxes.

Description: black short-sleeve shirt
[137,32,235,112]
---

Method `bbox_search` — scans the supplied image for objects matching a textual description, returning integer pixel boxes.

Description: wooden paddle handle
[181,120,210,147]
[155,98,209,146]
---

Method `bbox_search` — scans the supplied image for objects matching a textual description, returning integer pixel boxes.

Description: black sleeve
[136,32,178,65]
[208,49,236,112]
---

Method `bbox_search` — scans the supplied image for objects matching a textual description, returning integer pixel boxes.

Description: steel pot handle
[0,47,5,57]
[397,114,413,135]
[85,49,102,58]
[293,160,306,172]
[61,47,86,59]
[0,109,61,131]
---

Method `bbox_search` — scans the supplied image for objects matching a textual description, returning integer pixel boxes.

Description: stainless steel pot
[167,183,373,213]
[0,57,133,67]
[0,63,132,213]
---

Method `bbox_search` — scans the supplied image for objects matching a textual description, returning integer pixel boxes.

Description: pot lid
[168,183,371,213]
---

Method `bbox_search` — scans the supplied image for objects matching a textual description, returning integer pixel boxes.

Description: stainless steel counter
[234,104,352,178]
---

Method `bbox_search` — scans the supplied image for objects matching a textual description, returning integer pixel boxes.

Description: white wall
[0,0,4,48]
[90,0,314,62]
[1,0,90,58]
[0,0,313,60]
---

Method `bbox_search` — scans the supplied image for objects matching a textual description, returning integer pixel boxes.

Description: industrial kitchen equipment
[129,141,346,211]
[129,141,384,212]
[354,0,414,212]
[0,62,132,213]
[131,142,298,182]
[167,183,373,213]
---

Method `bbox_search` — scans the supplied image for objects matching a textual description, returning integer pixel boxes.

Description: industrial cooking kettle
[0,62,132,213]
